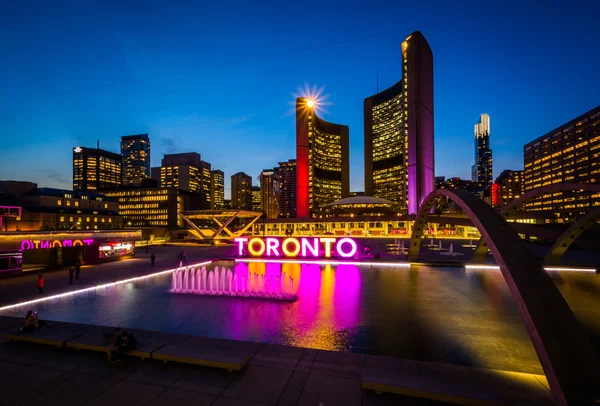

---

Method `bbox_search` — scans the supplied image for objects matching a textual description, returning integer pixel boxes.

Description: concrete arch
[544,207,600,265]
[409,189,600,405]
[472,183,600,263]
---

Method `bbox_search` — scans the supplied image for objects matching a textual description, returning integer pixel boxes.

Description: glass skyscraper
[121,134,150,187]
[210,170,225,209]
[277,159,296,218]
[231,172,252,210]
[260,168,279,219]
[364,31,434,215]
[472,114,493,188]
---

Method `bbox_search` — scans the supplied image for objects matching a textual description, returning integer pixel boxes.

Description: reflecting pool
[2,260,599,374]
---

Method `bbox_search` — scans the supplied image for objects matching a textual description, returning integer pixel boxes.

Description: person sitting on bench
[20,310,37,332]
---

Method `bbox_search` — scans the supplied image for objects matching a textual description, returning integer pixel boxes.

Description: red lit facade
[296,98,349,218]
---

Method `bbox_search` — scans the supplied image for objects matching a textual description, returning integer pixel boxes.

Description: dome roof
[327,196,395,206]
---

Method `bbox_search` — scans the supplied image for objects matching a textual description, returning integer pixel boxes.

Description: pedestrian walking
[150,253,155,267]
[37,275,44,294]
[75,260,81,280]
[68,267,74,285]
[179,251,186,267]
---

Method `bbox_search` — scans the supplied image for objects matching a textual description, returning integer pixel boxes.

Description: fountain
[170,266,297,301]
[441,242,464,257]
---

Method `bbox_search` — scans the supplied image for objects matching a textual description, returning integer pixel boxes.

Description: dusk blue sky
[1,0,598,198]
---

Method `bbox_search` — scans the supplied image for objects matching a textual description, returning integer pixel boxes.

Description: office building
[231,172,252,210]
[1,188,122,231]
[472,114,493,188]
[277,159,296,218]
[73,146,122,192]
[121,134,150,187]
[160,153,202,193]
[435,177,488,212]
[296,98,349,217]
[102,187,186,228]
[200,160,212,208]
[523,105,600,221]
[364,31,434,215]
[260,169,279,219]
[251,186,261,212]
[210,170,225,209]
[492,170,524,208]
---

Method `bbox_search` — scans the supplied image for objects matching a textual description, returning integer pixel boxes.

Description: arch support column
[544,207,600,266]
[409,189,600,405]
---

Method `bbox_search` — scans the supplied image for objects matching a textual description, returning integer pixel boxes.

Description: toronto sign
[234,237,358,258]
[21,239,95,250]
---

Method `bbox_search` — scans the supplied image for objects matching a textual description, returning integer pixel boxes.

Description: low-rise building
[492,170,524,208]
[1,188,122,231]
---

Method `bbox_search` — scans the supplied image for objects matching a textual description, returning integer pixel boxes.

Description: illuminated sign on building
[20,239,94,251]
[234,237,358,259]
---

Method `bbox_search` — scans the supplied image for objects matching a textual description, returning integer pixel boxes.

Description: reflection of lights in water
[236,258,411,268]
[0,261,214,312]
[283,263,362,351]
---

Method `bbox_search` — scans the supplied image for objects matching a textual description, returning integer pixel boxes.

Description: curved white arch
[409,188,600,405]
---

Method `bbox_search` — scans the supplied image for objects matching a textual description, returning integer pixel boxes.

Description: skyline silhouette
[1,1,599,198]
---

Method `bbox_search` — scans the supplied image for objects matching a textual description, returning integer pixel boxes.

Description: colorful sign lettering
[20,239,94,251]
[234,237,357,259]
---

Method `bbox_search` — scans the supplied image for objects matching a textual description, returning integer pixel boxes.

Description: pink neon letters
[234,237,357,258]
[20,239,95,251]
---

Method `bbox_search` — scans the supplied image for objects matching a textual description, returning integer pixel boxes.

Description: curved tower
[296,97,349,218]
[364,31,434,215]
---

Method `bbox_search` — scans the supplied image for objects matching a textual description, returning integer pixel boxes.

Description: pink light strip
[0,261,214,312]
[235,258,412,267]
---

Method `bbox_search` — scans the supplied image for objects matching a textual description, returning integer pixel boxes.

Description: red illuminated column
[296,98,310,218]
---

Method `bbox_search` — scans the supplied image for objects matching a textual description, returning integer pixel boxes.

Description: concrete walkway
[0,316,554,406]
[0,337,443,405]
[0,337,553,406]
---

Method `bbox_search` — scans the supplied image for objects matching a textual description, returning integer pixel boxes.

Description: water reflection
[1,261,598,374]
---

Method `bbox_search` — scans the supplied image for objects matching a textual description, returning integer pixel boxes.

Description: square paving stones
[171,365,236,395]
[147,387,215,406]
[222,364,293,404]
[294,349,318,372]
[249,344,304,370]
[276,370,309,406]
[84,380,166,406]
[74,354,147,379]
[311,350,365,379]
[126,362,185,387]
[0,360,28,378]
[297,372,363,406]
[212,397,270,406]
[0,364,66,404]
[21,373,120,406]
